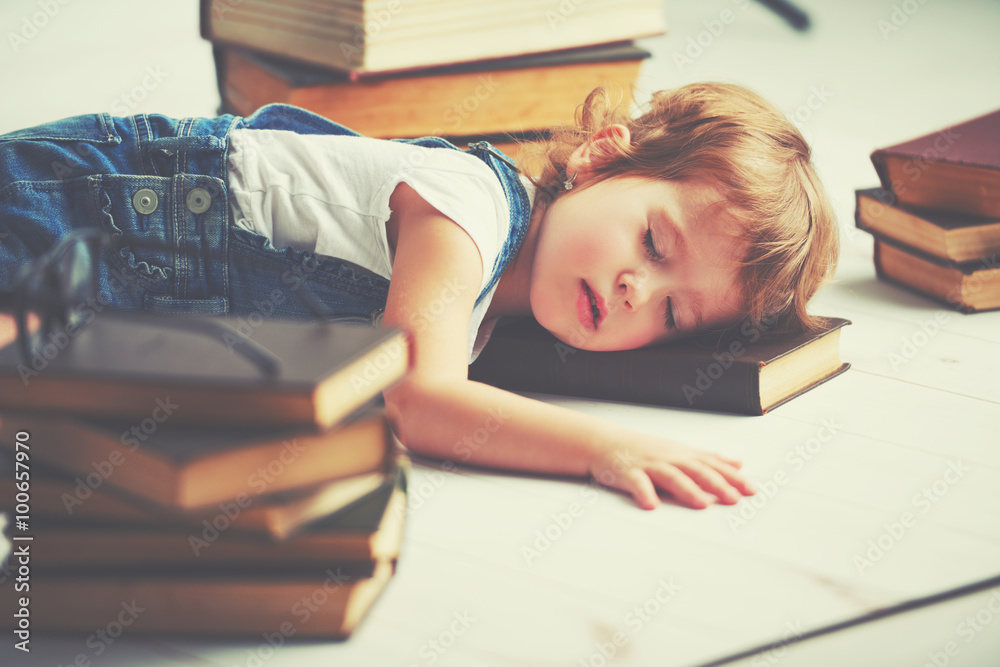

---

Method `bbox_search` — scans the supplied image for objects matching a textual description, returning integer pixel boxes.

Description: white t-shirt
[226,129,524,362]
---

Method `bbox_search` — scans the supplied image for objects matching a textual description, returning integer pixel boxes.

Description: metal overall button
[186,187,212,214]
[132,189,159,214]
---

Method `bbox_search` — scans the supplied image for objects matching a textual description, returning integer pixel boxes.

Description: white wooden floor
[2,1,1000,665]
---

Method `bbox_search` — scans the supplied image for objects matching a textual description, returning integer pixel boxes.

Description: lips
[577,280,606,330]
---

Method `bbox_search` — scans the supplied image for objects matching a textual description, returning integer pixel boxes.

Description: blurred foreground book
[0,314,411,638]
[2,460,407,637]
[0,312,408,428]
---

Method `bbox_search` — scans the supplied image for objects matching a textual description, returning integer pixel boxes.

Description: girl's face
[529,174,747,351]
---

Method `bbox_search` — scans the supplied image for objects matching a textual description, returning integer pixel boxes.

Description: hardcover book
[0,311,408,428]
[872,237,1000,313]
[0,405,394,510]
[0,458,409,638]
[15,459,409,567]
[0,453,393,541]
[13,561,395,637]
[200,0,664,77]
[855,188,1000,264]
[871,108,1000,217]
[469,316,851,416]
[214,44,649,140]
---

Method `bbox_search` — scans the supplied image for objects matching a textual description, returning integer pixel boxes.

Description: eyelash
[642,228,663,261]
[642,229,676,330]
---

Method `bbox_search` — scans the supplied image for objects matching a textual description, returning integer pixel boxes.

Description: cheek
[551,201,611,266]
[566,235,607,266]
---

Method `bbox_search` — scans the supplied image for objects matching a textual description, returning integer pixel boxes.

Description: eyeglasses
[0,228,334,377]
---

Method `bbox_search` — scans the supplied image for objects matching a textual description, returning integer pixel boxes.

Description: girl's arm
[381,184,754,510]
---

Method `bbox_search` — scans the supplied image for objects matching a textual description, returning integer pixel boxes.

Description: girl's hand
[588,436,756,510]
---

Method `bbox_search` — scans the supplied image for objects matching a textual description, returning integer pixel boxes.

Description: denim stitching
[96,185,172,283]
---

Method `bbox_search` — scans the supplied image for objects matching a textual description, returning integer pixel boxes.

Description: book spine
[469,339,762,415]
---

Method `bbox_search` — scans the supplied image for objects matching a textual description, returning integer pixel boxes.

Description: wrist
[581,422,643,479]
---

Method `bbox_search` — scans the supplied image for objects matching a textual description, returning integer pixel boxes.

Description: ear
[566,124,631,183]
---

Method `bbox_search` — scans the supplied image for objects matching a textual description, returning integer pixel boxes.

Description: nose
[618,268,653,311]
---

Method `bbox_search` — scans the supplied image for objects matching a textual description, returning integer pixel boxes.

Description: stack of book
[199,0,665,164]
[0,312,410,638]
[857,108,1000,312]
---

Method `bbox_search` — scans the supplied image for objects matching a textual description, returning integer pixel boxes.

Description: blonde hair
[522,82,839,334]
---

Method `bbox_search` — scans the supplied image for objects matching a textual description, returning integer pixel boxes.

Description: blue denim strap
[462,141,531,307]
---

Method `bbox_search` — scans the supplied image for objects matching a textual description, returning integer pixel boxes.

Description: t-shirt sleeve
[369,143,507,302]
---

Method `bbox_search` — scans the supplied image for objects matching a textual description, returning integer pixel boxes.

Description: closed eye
[664,296,676,331]
[643,228,663,261]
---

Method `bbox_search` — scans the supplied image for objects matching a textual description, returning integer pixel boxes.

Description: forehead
[658,177,748,333]
[627,176,744,254]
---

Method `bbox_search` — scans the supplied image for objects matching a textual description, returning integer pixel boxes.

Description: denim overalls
[0,104,531,327]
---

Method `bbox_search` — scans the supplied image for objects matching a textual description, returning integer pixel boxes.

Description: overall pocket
[93,172,230,313]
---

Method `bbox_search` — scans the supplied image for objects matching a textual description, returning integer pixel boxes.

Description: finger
[620,468,660,510]
[706,459,756,496]
[713,454,743,469]
[646,465,713,509]
[676,461,742,505]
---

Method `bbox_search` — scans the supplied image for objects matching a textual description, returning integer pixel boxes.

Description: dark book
[0,311,408,428]
[871,108,1000,217]
[855,188,1000,264]
[214,44,649,140]
[200,0,664,77]
[0,404,394,510]
[872,237,1000,313]
[0,453,393,541]
[11,457,409,568]
[469,317,851,416]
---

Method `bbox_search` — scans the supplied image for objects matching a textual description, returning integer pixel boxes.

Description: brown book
[0,311,408,428]
[13,560,394,638]
[469,317,851,416]
[855,188,1000,264]
[0,405,393,510]
[200,0,664,77]
[0,461,408,638]
[14,457,409,568]
[215,44,648,141]
[871,109,1000,217]
[873,238,1000,313]
[0,454,392,541]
